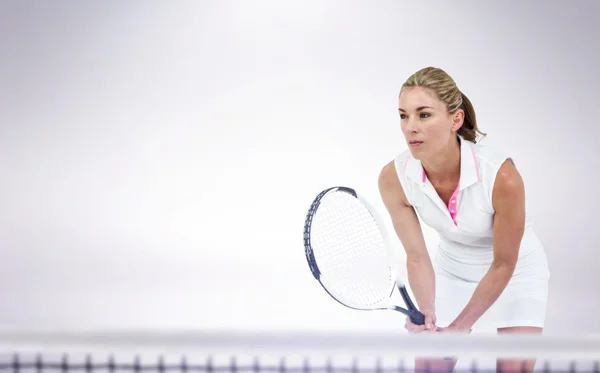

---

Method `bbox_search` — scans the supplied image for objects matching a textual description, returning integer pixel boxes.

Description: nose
[404,117,418,133]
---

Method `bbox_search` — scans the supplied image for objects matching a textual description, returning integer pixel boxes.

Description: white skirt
[433,235,550,330]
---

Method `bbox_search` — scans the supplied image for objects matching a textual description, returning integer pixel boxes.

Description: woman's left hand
[436,323,472,334]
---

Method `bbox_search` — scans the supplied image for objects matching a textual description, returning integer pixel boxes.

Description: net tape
[1,330,600,373]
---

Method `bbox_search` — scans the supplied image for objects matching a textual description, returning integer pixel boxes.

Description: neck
[421,137,461,185]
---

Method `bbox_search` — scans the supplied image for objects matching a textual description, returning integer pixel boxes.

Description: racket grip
[409,310,426,326]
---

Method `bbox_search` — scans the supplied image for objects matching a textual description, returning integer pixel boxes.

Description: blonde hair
[400,67,486,143]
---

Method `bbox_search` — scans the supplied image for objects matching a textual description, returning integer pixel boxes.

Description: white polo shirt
[393,136,538,271]
[394,137,550,327]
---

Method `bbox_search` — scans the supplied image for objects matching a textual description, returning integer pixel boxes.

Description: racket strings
[310,192,394,308]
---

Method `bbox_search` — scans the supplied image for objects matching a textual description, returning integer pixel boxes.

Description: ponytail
[457,92,486,143]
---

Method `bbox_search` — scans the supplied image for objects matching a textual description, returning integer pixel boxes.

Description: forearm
[406,256,436,312]
[450,262,515,330]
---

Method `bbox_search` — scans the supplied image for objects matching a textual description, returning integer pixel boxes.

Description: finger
[405,317,419,328]
[424,314,435,330]
[408,325,426,333]
[405,322,420,332]
[425,324,438,332]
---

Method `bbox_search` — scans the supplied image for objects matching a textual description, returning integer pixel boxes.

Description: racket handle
[409,309,426,325]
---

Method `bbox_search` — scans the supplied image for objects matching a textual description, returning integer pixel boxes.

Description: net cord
[1,330,599,359]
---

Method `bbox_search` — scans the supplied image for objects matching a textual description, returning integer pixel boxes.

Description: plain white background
[0,0,599,335]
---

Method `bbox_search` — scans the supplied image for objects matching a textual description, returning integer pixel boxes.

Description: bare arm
[449,159,525,331]
[378,161,436,315]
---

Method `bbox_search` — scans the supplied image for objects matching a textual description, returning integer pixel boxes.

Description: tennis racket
[303,186,425,325]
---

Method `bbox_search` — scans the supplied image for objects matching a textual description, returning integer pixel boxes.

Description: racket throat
[397,285,418,311]
[396,285,426,326]
[391,305,426,326]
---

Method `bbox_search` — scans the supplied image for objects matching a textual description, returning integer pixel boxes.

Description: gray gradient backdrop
[0,1,599,335]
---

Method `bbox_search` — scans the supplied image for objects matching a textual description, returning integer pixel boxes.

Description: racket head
[303,186,398,310]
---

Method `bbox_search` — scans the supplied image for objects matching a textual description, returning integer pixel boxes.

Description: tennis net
[1,330,600,373]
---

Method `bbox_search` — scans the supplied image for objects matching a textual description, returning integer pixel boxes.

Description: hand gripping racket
[303,186,425,325]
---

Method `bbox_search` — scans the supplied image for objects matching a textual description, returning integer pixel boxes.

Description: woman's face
[398,86,463,160]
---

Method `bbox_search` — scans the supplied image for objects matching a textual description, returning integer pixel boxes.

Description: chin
[407,145,425,160]
[409,152,423,161]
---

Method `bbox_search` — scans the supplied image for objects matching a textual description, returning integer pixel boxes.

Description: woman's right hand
[405,309,437,333]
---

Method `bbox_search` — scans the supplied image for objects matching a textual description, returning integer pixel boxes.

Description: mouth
[409,140,423,146]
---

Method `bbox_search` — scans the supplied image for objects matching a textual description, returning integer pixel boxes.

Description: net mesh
[309,191,394,308]
[2,331,600,373]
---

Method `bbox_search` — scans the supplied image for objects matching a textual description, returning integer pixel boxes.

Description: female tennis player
[378,67,550,373]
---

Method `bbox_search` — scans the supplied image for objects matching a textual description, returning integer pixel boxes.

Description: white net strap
[1,330,600,360]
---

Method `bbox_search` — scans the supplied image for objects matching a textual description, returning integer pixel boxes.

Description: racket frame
[303,186,425,325]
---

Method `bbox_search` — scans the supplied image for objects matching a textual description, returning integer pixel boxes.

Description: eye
[400,113,407,119]
[420,112,430,118]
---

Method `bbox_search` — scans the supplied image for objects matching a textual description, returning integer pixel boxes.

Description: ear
[451,109,465,131]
